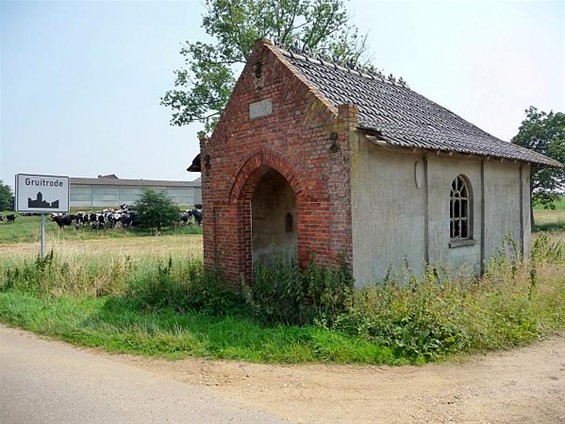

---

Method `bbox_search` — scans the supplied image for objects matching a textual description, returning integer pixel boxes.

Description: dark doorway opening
[251,169,297,265]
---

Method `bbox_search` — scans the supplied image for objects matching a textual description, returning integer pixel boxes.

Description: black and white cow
[181,207,203,225]
[50,213,77,229]
[191,209,203,225]
[119,211,138,227]
[180,210,192,225]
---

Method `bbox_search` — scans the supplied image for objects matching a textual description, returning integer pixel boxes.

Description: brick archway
[229,150,303,203]
[230,151,303,282]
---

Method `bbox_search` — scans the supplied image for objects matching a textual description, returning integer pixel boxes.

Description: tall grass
[2,249,139,297]
[333,234,564,362]
[0,232,563,364]
[0,249,226,308]
[243,257,353,326]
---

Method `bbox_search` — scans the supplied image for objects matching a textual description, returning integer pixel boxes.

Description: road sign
[15,173,70,213]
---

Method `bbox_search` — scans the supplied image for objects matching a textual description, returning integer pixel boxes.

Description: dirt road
[123,335,565,423]
[2,324,564,423]
[0,325,284,424]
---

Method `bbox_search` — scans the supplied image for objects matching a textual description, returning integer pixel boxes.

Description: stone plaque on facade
[249,98,272,119]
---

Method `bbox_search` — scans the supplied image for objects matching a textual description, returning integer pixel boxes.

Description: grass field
[533,197,565,211]
[0,233,203,263]
[533,199,565,232]
[0,208,563,365]
[535,209,565,225]
[0,211,201,245]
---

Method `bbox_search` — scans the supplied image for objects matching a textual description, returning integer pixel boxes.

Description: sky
[1,0,564,189]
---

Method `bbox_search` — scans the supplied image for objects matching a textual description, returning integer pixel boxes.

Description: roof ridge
[266,40,560,167]
[272,41,409,89]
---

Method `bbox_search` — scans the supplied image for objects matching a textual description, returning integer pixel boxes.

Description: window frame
[449,175,475,247]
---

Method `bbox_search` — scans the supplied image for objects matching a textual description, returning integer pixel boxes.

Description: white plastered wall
[483,161,530,263]
[350,133,530,286]
[350,135,427,285]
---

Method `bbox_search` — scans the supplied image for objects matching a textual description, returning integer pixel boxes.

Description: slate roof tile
[280,49,560,167]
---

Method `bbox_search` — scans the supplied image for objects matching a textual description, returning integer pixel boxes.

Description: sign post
[40,214,45,258]
[15,173,70,258]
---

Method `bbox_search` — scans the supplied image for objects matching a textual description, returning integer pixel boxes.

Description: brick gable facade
[201,40,355,286]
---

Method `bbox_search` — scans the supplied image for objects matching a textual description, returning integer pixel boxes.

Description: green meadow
[0,209,563,365]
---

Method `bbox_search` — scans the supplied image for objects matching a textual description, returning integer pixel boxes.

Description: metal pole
[40,214,45,259]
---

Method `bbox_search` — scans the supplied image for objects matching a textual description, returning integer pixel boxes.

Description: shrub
[334,269,470,362]
[129,257,243,315]
[243,258,353,326]
[133,189,180,232]
[333,242,564,363]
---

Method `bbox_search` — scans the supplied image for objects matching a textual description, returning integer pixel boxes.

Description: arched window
[450,175,471,240]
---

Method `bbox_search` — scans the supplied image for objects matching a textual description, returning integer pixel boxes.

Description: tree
[512,106,565,226]
[0,181,14,211]
[161,0,370,136]
[133,189,180,232]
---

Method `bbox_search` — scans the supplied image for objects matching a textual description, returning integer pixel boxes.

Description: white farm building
[70,174,201,209]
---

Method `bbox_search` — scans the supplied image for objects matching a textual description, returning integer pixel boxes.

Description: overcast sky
[1,0,564,189]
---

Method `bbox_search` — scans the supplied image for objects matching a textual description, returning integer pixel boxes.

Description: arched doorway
[251,168,297,266]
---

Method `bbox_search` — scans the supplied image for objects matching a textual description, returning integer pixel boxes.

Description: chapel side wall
[483,161,526,262]
[427,156,482,275]
[522,165,531,258]
[351,147,529,282]
[350,138,427,285]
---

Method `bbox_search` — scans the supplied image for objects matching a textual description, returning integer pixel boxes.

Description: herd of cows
[0,204,203,229]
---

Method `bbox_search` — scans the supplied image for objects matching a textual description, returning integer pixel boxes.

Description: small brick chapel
[190,39,559,287]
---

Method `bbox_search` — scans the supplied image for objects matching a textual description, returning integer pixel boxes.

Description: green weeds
[243,258,352,326]
[0,232,563,364]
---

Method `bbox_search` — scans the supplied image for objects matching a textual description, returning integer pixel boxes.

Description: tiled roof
[280,48,561,167]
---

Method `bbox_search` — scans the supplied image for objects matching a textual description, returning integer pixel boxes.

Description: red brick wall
[201,40,356,287]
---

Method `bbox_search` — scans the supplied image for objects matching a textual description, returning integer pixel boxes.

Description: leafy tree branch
[512,106,565,227]
[161,0,370,135]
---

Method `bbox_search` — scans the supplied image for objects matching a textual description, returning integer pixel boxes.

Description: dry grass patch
[535,209,565,225]
[0,234,204,298]
[0,234,203,262]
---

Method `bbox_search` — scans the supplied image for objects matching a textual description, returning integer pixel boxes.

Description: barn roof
[71,176,201,187]
[278,46,561,167]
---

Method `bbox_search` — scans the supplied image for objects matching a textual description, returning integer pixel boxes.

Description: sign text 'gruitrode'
[15,173,70,213]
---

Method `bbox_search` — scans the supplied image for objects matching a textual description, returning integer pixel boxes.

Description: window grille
[450,175,471,240]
